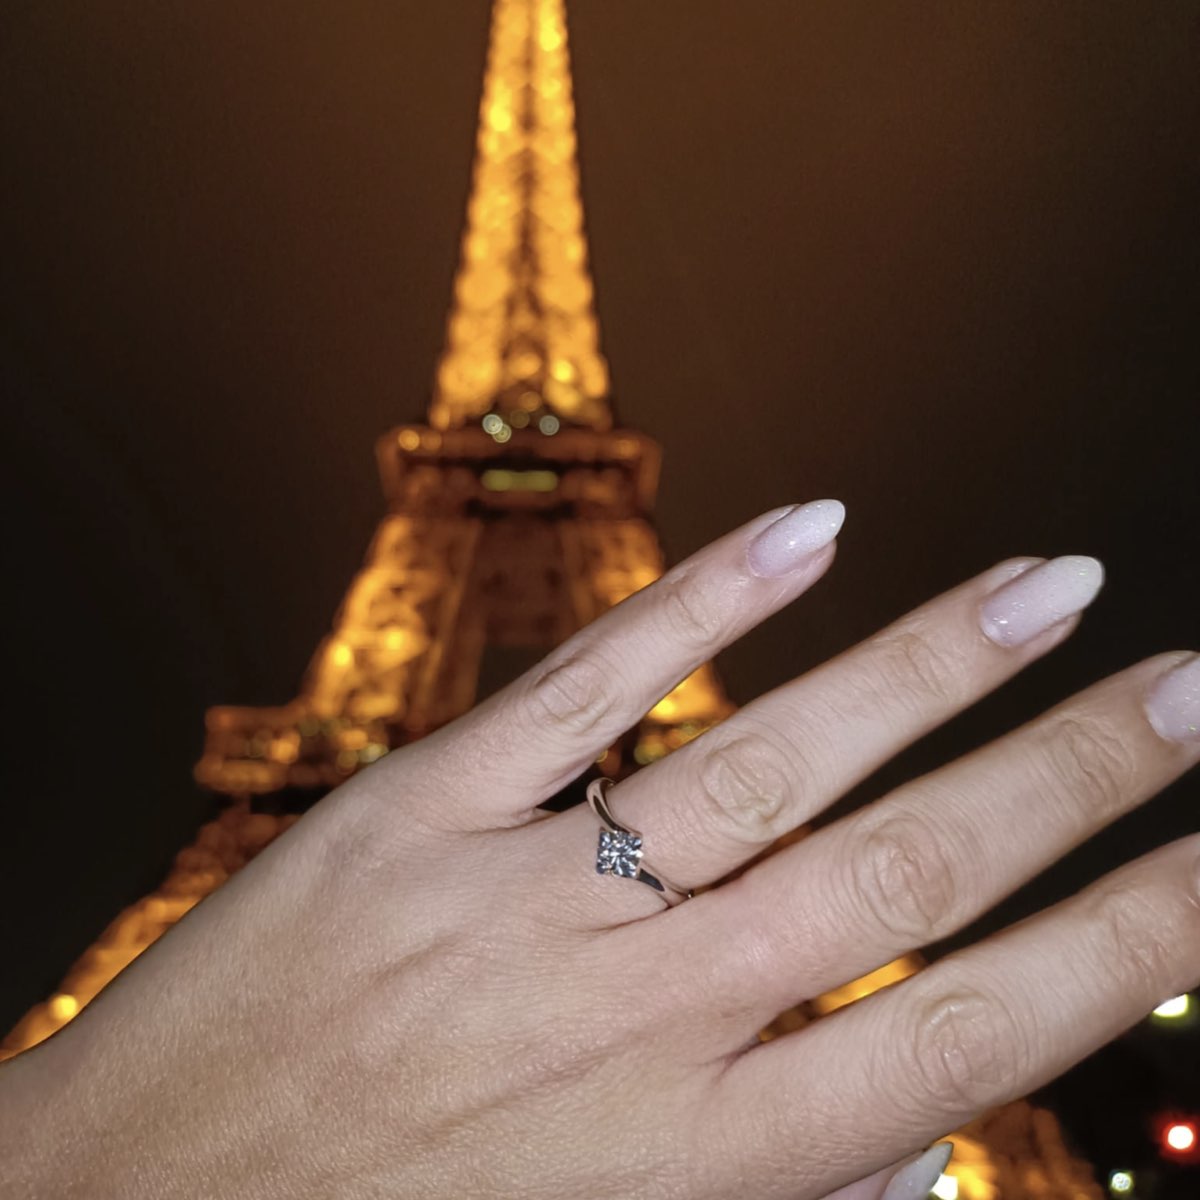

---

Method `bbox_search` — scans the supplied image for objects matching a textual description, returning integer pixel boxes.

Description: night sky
[2,1,1198,1190]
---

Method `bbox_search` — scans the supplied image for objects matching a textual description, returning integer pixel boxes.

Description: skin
[1,505,1197,1200]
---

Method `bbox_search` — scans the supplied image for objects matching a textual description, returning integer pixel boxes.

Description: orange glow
[3,806,299,1059]
[806,956,923,1016]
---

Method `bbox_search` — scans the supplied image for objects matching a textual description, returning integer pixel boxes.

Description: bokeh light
[1151,994,1191,1020]
[1164,1121,1196,1153]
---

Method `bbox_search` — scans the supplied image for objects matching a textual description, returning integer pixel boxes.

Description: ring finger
[562,551,1106,913]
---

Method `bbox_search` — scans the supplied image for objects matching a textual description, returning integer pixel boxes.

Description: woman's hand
[3,500,1198,1200]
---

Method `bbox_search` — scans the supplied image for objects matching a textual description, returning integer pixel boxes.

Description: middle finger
[571,552,1104,905]
[673,647,1200,1041]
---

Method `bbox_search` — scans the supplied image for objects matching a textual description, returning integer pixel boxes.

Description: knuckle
[1083,878,1180,989]
[852,811,962,944]
[528,654,617,736]
[694,727,795,844]
[655,567,725,650]
[866,624,968,715]
[1038,715,1137,818]
[904,983,1024,1116]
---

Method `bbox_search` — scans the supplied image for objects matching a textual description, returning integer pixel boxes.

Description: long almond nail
[746,499,845,578]
[979,555,1104,647]
[1145,654,1200,744]
[882,1142,954,1200]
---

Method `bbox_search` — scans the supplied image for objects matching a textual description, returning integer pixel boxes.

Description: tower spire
[429,0,612,434]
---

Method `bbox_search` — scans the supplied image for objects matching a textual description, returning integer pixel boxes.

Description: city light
[1107,1170,1134,1195]
[1164,1122,1196,1153]
[1151,994,1191,1020]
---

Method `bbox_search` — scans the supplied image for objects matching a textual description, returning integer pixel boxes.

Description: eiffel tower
[4,2,1105,1196]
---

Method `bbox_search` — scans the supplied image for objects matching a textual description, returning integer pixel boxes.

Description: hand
[3,500,1198,1200]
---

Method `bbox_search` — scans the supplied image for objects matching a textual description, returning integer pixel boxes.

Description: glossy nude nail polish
[746,499,845,578]
[979,555,1104,647]
[881,1142,954,1200]
[1144,654,1200,744]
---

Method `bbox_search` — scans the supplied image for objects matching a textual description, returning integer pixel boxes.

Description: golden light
[486,104,513,133]
[383,628,409,651]
[1151,994,1190,1019]
[1107,1171,1134,1195]
[428,0,612,433]
[47,994,78,1021]
[481,468,559,492]
[4,804,302,1058]
[807,957,922,1016]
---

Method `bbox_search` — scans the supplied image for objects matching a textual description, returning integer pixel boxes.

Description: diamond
[596,829,643,878]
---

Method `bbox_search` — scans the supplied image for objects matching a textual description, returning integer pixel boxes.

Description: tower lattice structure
[5,4,1104,1197]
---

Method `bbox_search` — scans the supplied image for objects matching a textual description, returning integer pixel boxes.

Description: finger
[666,650,1200,1041]
[583,552,1104,893]
[827,1142,955,1200]
[796,1143,954,1200]
[392,499,846,829]
[697,831,1200,1200]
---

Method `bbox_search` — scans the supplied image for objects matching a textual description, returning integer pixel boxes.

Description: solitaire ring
[586,777,694,907]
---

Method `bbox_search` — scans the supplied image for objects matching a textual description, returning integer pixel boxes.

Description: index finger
[393,499,846,830]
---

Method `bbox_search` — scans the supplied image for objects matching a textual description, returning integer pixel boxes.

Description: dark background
[2,0,1197,1191]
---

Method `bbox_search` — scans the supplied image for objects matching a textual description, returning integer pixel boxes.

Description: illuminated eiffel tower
[5,3,1104,1196]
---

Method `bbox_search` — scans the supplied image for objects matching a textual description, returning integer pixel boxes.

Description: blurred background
[1,2,1197,1195]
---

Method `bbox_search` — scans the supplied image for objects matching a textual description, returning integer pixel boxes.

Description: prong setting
[597,829,643,878]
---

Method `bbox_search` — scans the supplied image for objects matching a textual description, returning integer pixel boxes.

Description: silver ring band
[586,778,693,907]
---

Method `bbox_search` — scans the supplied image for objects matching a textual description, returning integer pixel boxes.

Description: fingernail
[979,555,1104,647]
[747,499,845,578]
[882,1142,954,1200]
[1144,654,1200,744]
